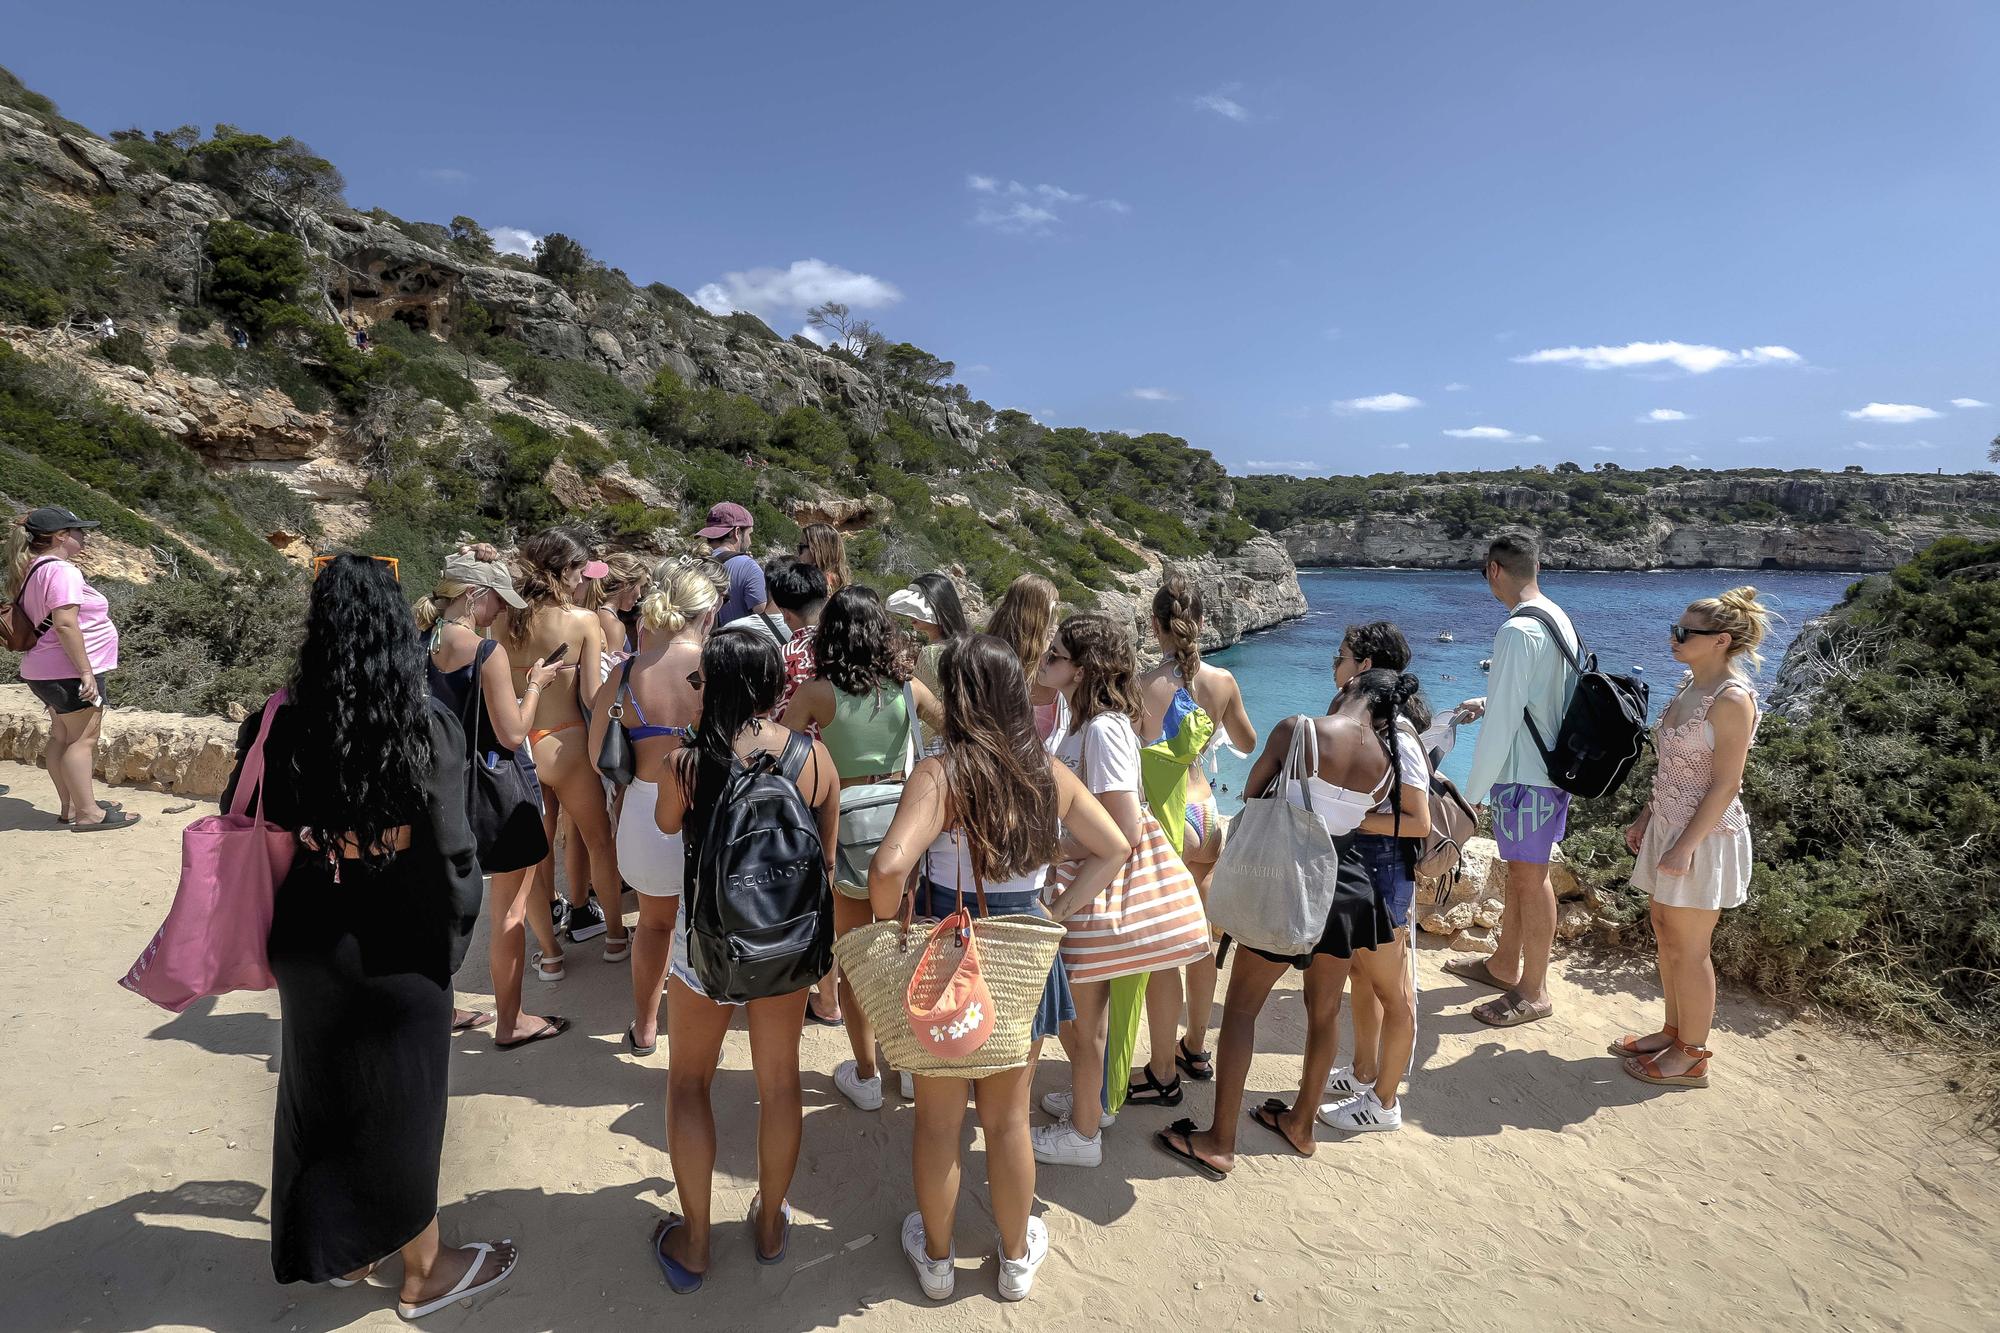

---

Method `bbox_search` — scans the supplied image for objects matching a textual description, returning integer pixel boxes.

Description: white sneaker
[996,1216,1050,1302]
[901,1211,955,1300]
[1038,1089,1115,1128]
[1318,1087,1403,1133]
[1031,1118,1102,1167]
[1324,1064,1365,1098]
[899,1071,916,1100]
[834,1060,884,1111]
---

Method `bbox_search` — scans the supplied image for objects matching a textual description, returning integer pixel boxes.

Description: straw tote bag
[1205,715,1343,957]
[1045,804,1211,985]
[832,853,1064,1079]
[120,691,294,1012]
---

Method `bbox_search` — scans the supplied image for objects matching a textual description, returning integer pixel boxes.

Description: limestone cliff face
[1096,536,1309,652]
[1281,476,2000,572]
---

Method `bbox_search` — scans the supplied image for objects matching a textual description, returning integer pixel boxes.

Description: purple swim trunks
[1491,783,1571,865]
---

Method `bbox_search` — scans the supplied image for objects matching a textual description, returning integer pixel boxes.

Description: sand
[3,759,1997,1332]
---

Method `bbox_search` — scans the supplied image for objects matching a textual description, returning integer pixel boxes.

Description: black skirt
[267,853,454,1284]
[1234,831,1394,970]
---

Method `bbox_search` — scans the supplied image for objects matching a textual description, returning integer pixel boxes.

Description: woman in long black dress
[220,555,514,1318]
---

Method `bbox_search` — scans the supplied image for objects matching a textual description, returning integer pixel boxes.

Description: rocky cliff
[1279,475,2000,571]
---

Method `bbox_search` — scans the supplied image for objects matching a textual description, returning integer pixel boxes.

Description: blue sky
[10,2,1998,475]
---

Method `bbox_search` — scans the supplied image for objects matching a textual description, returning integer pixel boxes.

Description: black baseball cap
[23,506,101,535]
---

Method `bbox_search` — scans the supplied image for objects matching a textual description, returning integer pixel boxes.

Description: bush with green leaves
[93,568,309,715]
[203,221,312,335]
[96,330,152,372]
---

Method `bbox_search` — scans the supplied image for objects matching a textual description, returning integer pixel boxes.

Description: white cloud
[1443,382,1470,392]
[967,174,999,193]
[1444,425,1543,443]
[1515,341,1803,374]
[1736,435,1775,444]
[693,258,902,318]
[1194,90,1251,122]
[1390,442,1412,450]
[1591,445,1618,452]
[1092,198,1132,214]
[1336,392,1423,413]
[421,167,470,185]
[1951,397,1990,408]
[1844,402,1940,423]
[795,323,831,348]
[973,202,1058,234]
[965,175,1127,233]
[1850,439,1935,452]
[1246,459,1318,472]
[490,226,540,258]
[1640,408,1691,423]
[1128,387,1180,402]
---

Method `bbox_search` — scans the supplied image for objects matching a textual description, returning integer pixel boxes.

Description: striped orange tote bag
[1047,808,1212,985]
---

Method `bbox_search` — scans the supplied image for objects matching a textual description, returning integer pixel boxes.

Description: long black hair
[289,554,435,860]
[679,627,785,812]
[815,585,911,696]
[1345,666,1425,838]
[911,571,969,639]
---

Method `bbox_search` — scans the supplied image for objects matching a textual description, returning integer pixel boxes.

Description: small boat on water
[1437,630,1455,642]
[1479,658,1492,672]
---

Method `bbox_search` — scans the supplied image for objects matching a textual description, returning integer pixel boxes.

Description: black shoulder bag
[462,638,551,874]
[598,658,637,787]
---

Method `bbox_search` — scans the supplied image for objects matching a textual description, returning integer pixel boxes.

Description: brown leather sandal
[1623,1037,1711,1088]
[1608,1023,1677,1057]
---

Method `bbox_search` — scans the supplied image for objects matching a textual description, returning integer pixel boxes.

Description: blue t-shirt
[716,552,767,624]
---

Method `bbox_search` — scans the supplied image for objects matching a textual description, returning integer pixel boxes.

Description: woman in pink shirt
[4,507,137,830]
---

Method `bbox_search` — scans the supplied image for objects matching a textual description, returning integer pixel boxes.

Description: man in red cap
[698,501,774,624]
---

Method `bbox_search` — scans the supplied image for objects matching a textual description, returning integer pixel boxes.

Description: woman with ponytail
[507,530,628,972]
[1133,570,1256,1096]
[420,545,565,1044]
[591,558,719,1056]
[1615,586,1771,1090]
[1156,668,1411,1177]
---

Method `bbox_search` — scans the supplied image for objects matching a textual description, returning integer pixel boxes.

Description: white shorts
[670,901,734,1005]
[616,778,684,897]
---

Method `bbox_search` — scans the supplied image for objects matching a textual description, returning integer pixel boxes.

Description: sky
[8,2,1998,477]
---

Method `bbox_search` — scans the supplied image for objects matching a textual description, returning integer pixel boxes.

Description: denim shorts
[1354,833,1416,930]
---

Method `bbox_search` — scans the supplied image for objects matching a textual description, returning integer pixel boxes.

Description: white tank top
[1279,718,1393,838]
[925,828,1047,896]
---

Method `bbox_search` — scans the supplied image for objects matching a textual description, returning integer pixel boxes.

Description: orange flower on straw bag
[1046,807,1212,985]
[905,899,996,1059]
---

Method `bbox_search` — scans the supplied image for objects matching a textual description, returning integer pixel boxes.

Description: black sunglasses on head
[1670,624,1728,644]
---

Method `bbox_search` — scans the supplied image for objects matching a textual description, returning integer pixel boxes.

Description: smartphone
[540,643,570,669]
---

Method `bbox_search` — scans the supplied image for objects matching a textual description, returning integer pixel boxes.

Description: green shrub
[215,468,321,539]
[204,221,311,335]
[96,330,152,372]
[97,569,308,715]
[176,307,215,333]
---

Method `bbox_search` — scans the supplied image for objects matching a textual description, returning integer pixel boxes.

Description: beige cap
[442,549,528,608]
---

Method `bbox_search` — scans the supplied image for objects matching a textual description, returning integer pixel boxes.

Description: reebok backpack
[685,732,834,1004]
[1508,605,1650,800]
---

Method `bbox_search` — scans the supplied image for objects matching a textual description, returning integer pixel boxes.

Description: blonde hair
[641,559,720,634]
[413,542,501,633]
[797,523,850,595]
[1688,585,1778,673]
[600,551,650,597]
[986,573,1059,679]
[5,516,59,599]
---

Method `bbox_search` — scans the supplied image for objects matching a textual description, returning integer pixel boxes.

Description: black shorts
[25,676,106,715]
[1229,832,1393,968]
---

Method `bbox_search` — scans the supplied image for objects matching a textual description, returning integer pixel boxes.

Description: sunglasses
[312,554,400,582]
[1043,648,1071,664]
[1670,624,1727,644]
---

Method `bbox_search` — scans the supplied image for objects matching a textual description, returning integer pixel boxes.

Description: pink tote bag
[120,691,294,1012]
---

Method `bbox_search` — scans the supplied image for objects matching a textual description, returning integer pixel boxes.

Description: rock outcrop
[0,685,239,798]
[1417,837,1594,952]
[1281,476,2000,572]
[1096,536,1309,652]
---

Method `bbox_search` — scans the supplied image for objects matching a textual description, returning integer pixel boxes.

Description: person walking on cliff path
[699,502,776,625]
[4,506,139,831]
[1446,533,1580,1028]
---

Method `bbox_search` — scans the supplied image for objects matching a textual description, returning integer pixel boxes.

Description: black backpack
[686,732,834,1004]
[1507,605,1650,800]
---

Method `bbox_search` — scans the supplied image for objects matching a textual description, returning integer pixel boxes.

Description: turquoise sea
[1204,567,1859,805]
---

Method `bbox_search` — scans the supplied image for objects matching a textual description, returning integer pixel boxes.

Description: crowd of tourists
[3,502,1775,1315]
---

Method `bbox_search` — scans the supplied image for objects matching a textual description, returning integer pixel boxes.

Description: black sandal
[1155,1118,1227,1182]
[1175,1037,1214,1082]
[1126,1065,1184,1107]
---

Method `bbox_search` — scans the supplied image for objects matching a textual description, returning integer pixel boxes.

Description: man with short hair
[1449,532,1580,1027]
[721,554,797,645]
[698,501,774,623]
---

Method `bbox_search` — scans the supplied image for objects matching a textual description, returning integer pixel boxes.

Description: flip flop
[451,1010,495,1035]
[1154,1117,1227,1182]
[1472,991,1554,1028]
[1442,956,1514,991]
[1247,1098,1313,1156]
[495,1016,570,1050]
[750,1195,792,1265]
[59,800,122,825]
[396,1239,516,1320]
[803,1005,843,1028]
[71,809,142,833]
[624,1024,657,1057]
[327,1261,377,1288]
[651,1214,704,1294]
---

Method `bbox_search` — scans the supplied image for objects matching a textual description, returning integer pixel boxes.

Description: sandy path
[2,761,1996,1332]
